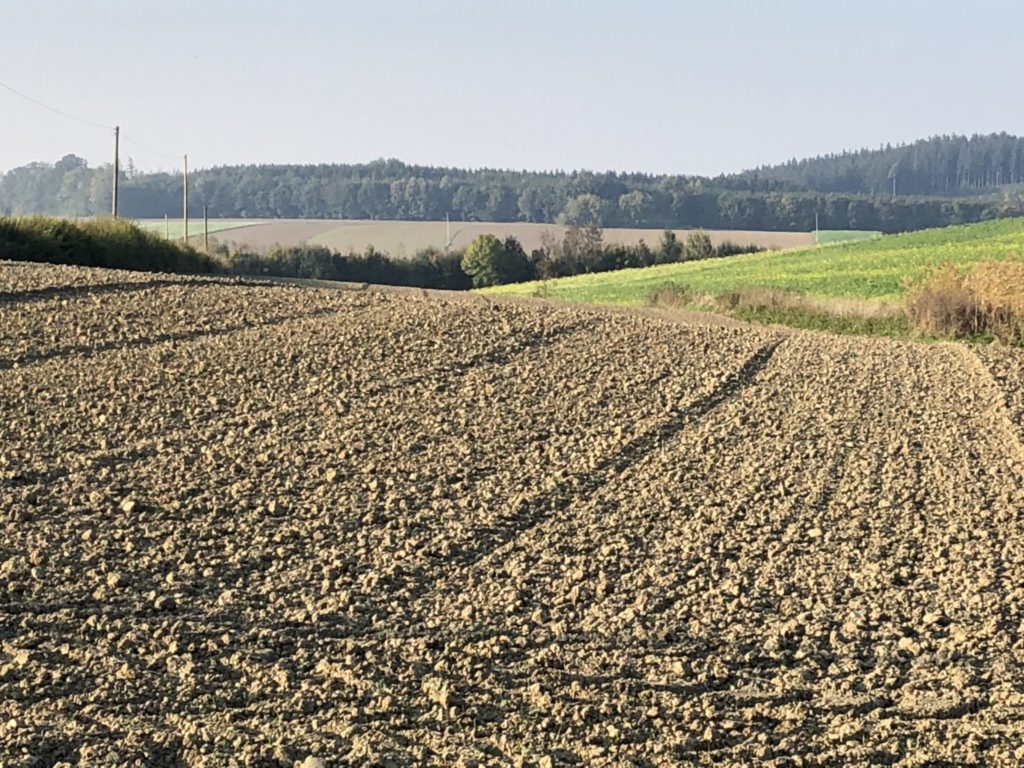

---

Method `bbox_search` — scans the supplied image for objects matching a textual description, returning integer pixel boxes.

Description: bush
[714,240,763,258]
[223,244,473,290]
[965,258,1024,343]
[460,234,534,287]
[904,259,1024,342]
[0,215,218,273]
[685,231,714,260]
[656,230,684,264]
[904,264,985,339]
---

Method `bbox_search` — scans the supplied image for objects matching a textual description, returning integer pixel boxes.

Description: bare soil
[2,261,1024,766]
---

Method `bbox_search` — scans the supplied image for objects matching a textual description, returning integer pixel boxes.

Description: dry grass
[713,287,901,320]
[649,284,904,336]
[904,264,984,339]
[904,259,1024,343]
[647,284,702,308]
[966,259,1024,343]
[650,258,1024,344]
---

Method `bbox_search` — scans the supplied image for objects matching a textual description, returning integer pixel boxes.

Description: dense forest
[3,134,1024,233]
[732,133,1024,196]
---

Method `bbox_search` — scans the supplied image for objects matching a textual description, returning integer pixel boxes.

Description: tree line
[4,136,1024,233]
[732,133,1024,196]
[222,228,761,289]
[6,214,759,291]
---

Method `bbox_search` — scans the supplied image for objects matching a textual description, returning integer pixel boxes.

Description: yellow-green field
[482,218,1024,306]
[814,229,881,244]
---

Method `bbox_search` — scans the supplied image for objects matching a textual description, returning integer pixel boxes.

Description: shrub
[460,234,534,287]
[904,259,1024,342]
[714,241,763,258]
[685,231,714,260]
[965,258,1024,344]
[655,230,684,264]
[0,215,218,273]
[904,263,984,339]
[223,244,473,290]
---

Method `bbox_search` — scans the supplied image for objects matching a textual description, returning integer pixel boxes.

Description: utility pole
[165,214,169,240]
[182,154,189,244]
[112,126,120,218]
[814,211,819,242]
[204,205,209,253]
[445,213,450,251]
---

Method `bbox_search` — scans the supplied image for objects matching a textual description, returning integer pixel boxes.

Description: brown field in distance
[184,218,815,255]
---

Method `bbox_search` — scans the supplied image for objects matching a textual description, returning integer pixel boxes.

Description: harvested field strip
[193,218,816,255]
[3,261,1024,765]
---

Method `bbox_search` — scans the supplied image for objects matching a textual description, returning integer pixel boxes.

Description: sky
[1,0,1022,176]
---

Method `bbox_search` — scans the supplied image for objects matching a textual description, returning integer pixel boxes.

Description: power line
[0,79,114,132]
[1,77,188,223]
[0,79,181,162]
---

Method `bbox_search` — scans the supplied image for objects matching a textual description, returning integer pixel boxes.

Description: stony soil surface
[2,260,1024,767]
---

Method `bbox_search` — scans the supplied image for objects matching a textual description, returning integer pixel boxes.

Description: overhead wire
[0,78,182,163]
[0,78,114,132]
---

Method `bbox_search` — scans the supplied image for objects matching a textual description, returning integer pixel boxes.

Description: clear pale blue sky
[2,0,1021,175]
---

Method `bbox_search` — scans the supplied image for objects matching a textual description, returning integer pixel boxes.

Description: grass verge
[649,285,909,338]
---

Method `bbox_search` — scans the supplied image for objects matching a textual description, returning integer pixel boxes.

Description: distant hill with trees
[727,133,1024,196]
[3,134,1024,233]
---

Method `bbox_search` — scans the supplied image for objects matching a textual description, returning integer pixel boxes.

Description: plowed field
[2,262,1024,766]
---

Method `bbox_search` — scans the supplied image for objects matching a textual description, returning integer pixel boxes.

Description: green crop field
[815,229,881,244]
[482,218,1024,306]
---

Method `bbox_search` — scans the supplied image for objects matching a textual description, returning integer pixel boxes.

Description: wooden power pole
[112,126,119,217]
[182,154,189,244]
[204,205,209,253]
